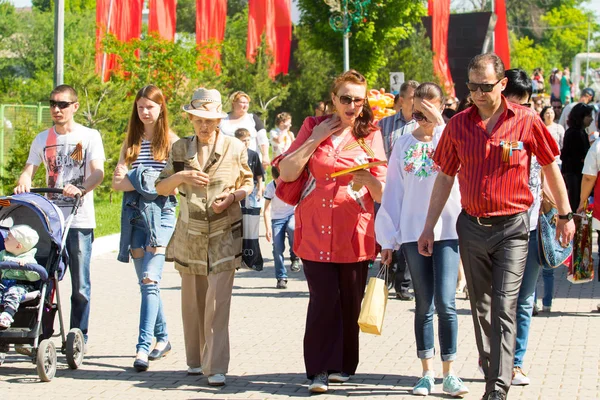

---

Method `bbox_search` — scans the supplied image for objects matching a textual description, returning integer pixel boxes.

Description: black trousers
[391,247,412,294]
[302,259,369,378]
[456,211,529,396]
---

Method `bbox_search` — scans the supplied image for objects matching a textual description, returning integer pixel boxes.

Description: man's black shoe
[395,292,414,301]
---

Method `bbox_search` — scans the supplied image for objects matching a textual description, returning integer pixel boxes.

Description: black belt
[462,211,525,227]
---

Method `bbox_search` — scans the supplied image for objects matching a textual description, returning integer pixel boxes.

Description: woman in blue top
[112,85,179,372]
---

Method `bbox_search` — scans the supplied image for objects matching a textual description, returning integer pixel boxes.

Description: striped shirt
[131,140,167,171]
[434,97,560,217]
[377,112,418,160]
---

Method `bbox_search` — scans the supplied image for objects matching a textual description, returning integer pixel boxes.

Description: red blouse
[283,116,387,263]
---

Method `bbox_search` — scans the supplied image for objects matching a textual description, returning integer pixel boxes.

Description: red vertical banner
[494,0,511,68]
[272,0,292,76]
[248,0,291,78]
[428,0,455,97]
[95,0,143,82]
[247,0,271,63]
[196,0,227,69]
[149,0,177,41]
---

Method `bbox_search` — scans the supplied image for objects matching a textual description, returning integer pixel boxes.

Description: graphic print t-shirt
[26,124,106,228]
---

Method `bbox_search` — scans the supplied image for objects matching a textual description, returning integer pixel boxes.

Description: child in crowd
[235,128,265,271]
[270,112,295,157]
[0,225,40,329]
[263,166,301,289]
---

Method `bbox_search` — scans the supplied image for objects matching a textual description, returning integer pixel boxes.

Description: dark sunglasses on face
[412,111,429,122]
[337,95,365,107]
[49,100,75,109]
[466,79,503,93]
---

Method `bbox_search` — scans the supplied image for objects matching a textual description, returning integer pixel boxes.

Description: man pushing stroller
[0,225,40,329]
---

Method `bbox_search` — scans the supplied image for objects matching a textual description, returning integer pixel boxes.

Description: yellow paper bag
[358,267,389,335]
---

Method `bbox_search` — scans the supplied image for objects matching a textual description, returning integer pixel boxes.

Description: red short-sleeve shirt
[434,97,560,217]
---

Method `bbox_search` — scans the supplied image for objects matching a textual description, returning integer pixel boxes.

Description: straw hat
[182,88,228,119]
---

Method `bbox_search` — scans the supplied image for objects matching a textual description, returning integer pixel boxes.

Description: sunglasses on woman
[337,95,365,107]
[412,111,429,122]
[49,100,75,109]
[466,79,503,93]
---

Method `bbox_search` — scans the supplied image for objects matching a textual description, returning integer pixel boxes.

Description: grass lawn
[94,193,122,237]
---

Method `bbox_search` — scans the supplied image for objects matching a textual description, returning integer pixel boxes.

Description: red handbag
[270,116,326,206]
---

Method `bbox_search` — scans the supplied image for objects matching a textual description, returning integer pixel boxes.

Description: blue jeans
[66,228,93,341]
[131,211,174,354]
[535,268,555,307]
[272,214,297,280]
[514,230,541,368]
[402,240,459,361]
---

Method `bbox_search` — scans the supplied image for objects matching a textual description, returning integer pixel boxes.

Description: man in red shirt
[418,53,575,400]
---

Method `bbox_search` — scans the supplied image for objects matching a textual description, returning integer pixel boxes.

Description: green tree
[374,26,434,90]
[540,4,599,68]
[32,0,95,13]
[176,0,196,34]
[296,0,424,82]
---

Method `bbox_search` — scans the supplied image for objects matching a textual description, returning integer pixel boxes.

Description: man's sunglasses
[49,100,75,109]
[337,95,365,107]
[412,111,428,122]
[466,79,503,93]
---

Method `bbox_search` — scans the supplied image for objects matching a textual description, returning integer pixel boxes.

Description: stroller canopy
[0,193,65,246]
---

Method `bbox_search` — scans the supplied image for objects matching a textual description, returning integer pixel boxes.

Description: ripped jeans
[131,212,174,354]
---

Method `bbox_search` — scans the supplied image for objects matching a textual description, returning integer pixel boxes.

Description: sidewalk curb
[92,233,120,257]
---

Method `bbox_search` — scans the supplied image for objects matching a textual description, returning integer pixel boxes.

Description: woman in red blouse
[278,70,387,393]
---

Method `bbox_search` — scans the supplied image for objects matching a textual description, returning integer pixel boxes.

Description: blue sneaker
[413,375,435,396]
[442,374,469,397]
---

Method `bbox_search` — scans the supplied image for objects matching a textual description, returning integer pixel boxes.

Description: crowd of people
[1,51,599,400]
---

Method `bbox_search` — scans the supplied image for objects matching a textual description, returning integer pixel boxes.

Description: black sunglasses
[337,95,365,107]
[412,111,428,122]
[49,100,75,109]
[466,79,503,93]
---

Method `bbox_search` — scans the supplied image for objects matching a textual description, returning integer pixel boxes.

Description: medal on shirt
[499,141,523,163]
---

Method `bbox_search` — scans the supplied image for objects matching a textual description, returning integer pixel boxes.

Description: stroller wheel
[66,328,85,369]
[36,339,57,382]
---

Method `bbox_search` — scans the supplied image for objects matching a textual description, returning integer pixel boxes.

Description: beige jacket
[157,132,254,275]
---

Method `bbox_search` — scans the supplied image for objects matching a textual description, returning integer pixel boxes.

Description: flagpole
[53,0,64,86]
[100,0,115,82]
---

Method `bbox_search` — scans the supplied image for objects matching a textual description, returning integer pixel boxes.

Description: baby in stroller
[0,224,40,329]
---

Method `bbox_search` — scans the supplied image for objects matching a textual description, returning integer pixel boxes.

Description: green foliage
[0,126,46,195]
[296,0,425,82]
[510,34,557,76]
[32,0,95,13]
[374,26,434,90]
[0,0,17,39]
[540,5,598,68]
[176,0,196,34]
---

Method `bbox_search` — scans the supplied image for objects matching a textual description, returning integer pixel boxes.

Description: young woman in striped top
[112,85,179,371]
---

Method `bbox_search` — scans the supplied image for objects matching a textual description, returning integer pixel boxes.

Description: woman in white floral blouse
[375,83,467,397]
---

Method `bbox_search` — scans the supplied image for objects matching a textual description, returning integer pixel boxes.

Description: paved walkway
[1,233,600,399]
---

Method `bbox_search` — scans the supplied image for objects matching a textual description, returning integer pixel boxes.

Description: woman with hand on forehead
[376,83,468,397]
[277,70,387,394]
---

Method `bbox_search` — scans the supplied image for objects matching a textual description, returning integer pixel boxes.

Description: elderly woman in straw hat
[156,88,254,386]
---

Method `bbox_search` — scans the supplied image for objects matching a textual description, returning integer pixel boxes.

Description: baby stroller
[0,188,84,381]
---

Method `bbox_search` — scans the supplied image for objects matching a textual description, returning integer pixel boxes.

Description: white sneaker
[208,373,226,386]
[511,367,530,386]
[542,305,552,312]
[329,372,350,383]
[187,366,203,375]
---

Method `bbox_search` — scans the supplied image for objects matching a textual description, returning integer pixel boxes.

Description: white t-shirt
[264,181,295,220]
[26,123,106,229]
[527,156,542,231]
[375,126,461,249]
[219,113,268,155]
[582,139,600,229]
